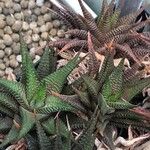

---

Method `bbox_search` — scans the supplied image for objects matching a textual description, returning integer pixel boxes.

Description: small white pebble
[4,47,12,56]
[0,19,6,29]
[29,22,37,30]
[9,59,19,68]
[0,50,5,59]
[36,0,44,6]
[3,34,13,46]
[12,21,22,32]
[32,34,40,42]
[5,67,13,74]
[0,63,6,70]
[41,32,48,40]
[33,55,41,63]
[6,15,15,26]
[16,55,22,62]
[28,0,36,9]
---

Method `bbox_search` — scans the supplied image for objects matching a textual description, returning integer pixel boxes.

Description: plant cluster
[0,35,149,149]
[0,0,150,149]
[49,0,150,64]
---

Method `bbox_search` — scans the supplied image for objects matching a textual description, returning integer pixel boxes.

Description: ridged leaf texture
[43,53,81,93]
[49,0,150,64]
[37,47,57,80]
[36,121,52,150]
[36,96,75,114]
[20,38,39,102]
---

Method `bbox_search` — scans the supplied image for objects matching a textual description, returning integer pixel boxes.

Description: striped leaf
[43,53,81,93]
[20,38,39,102]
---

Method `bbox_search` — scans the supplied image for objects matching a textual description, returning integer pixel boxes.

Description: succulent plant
[0,37,87,149]
[52,37,150,148]
[49,0,150,64]
[0,36,150,149]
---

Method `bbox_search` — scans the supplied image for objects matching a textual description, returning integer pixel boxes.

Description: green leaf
[42,117,55,134]
[0,104,14,118]
[110,118,150,131]
[109,10,120,29]
[0,92,18,113]
[108,100,136,109]
[36,121,53,150]
[42,117,70,138]
[20,38,39,102]
[73,87,91,108]
[109,58,124,93]
[0,116,20,148]
[75,111,97,150]
[123,77,150,101]
[42,53,81,93]
[54,93,86,112]
[0,79,28,107]
[63,132,72,150]
[98,94,115,116]
[111,110,144,121]
[36,96,76,114]
[54,118,63,150]
[96,51,114,88]
[83,76,99,98]
[37,48,57,80]
[0,117,12,132]
[101,79,112,101]
[17,107,35,140]
[30,83,46,108]
[102,59,124,102]
[25,134,39,150]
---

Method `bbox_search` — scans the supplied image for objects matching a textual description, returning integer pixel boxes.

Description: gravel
[0,50,5,59]
[11,43,20,54]
[57,29,65,38]
[4,26,13,34]
[12,33,20,42]
[6,16,15,26]
[50,28,57,36]
[4,47,12,56]
[0,29,4,38]
[9,59,19,68]
[53,20,61,28]
[0,20,6,29]
[32,34,40,42]
[13,3,22,12]
[16,55,22,62]
[0,63,6,70]
[0,0,67,78]
[3,34,13,46]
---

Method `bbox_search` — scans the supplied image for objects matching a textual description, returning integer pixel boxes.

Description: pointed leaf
[37,48,57,80]
[75,111,97,150]
[36,121,52,150]
[108,100,136,109]
[0,79,28,107]
[0,116,20,148]
[36,96,76,114]
[83,76,99,98]
[30,83,46,108]
[20,38,39,101]
[0,92,18,113]
[43,53,81,93]
[17,107,35,140]
[0,104,14,118]
[96,51,114,87]
[109,58,124,93]
[123,77,150,101]
[0,117,12,132]
[25,134,39,150]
